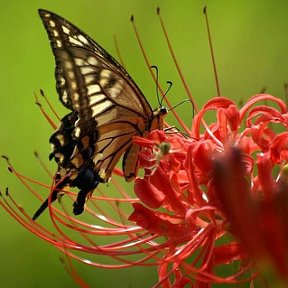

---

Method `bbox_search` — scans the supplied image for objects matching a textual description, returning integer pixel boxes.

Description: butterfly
[32,9,167,220]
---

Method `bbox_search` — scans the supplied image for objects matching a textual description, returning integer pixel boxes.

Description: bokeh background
[1,0,288,287]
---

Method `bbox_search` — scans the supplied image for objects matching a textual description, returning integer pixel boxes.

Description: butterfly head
[153,106,168,117]
[160,106,168,115]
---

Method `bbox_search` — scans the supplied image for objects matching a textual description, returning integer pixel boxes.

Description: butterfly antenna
[168,99,193,113]
[150,65,161,106]
[203,6,221,96]
[160,81,173,107]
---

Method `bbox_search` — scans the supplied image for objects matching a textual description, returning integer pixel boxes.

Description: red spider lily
[213,103,288,283]
[3,93,288,287]
[129,94,288,286]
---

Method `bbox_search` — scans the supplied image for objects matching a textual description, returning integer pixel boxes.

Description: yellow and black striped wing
[34,9,165,218]
[38,9,155,181]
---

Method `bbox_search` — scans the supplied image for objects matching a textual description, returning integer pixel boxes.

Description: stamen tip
[260,87,267,94]
[33,151,39,158]
[238,99,244,108]
[156,7,160,15]
[203,6,207,14]
[1,155,9,161]
[59,256,65,264]
[40,89,45,96]
[130,15,134,22]
[8,167,13,173]
[5,187,9,196]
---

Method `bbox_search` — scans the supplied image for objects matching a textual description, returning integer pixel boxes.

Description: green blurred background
[1,0,288,287]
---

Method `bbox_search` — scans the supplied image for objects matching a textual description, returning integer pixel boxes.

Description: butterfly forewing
[38,9,153,117]
[54,46,153,120]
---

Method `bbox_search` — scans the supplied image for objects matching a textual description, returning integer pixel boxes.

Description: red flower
[3,93,288,287]
[214,142,288,282]
[128,94,288,286]
[209,95,288,282]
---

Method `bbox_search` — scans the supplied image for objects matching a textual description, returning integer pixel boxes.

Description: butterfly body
[33,9,166,219]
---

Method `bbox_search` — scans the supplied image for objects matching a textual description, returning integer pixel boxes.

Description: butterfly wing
[39,9,155,181]
[38,9,153,117]
[33,9,161,219]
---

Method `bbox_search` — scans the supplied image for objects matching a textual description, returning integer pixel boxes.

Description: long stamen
[34,91,57,129]
[130,15,190,135]
[33,151,53,178]
[113,34,127,69]
[203,6,221,96]
[157,7,199,113]
[40,89,61,121]
[156,7,221,146]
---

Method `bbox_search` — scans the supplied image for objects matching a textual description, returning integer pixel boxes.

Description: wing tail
[32,179,67,220]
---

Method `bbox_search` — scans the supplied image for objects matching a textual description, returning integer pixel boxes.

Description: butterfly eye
[160,107,168,115]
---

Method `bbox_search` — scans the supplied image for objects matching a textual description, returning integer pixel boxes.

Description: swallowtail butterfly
[33,9,167,219]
